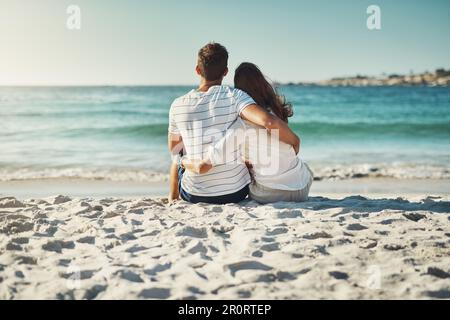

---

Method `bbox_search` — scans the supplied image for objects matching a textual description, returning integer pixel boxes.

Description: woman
[183,62,313,203]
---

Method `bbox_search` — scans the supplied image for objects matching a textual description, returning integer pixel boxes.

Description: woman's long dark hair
[234,62,293,122]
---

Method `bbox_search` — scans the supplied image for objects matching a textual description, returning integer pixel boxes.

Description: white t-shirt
[168,85,255,196]
[207,119,312,191]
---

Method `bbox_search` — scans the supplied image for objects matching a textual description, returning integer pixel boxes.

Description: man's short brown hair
[197,42,228,81]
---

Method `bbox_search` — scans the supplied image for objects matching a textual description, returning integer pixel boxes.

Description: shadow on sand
[245,195,450,214]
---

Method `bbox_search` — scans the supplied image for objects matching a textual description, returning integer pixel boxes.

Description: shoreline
[284,68,450,87]
[1,177,449,200]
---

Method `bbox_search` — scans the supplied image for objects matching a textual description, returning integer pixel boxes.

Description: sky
[0,0,449,85]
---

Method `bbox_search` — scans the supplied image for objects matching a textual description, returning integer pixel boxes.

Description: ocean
[1,86,450,182]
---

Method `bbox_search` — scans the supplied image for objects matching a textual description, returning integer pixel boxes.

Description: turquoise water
[1,86,449,181]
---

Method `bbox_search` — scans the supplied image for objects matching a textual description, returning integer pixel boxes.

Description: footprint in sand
[211,224,234,234]
[380,219,402,225]
[255,271,299,283]
[266,227,289,236]
[176,226,208,238]
[310,245,329,256]
[187,286,206,295]
[117,270,144,283]
[57,259,72,267]
[260,242,280,252]
[83,285,107,300]
[276,271,298,281]
[346,223,368,231]
[225,261,273,276]
[277,210,303,219]
[1,220,34,235]
[426,267,450,279]
[128,208,144,215]
[140,230,160,237]
[252,250,263,258]
[403,213,426,222]
[303,231,333,240]
[131,219,142,226]
[102,211,121,219]
[255,273,277,282]
[187,241,208,254]
[102,227,115,233]
[6,242,23,251]
[35,225,58,237]
[359,239,378,249]
[328,238,352,247]
[119,232,137,241]
[138,288,171,299]
[375,230,390,235]
[352,213,369,219]
[53,195,71,205]
[384,244,406,251]
[15,256,37,265]
[261,236,275,243]
[423,290,450,299]
[329,271,349,280]
[42,240,75,253]
[0,197,26,208]
[76,236,95,244]
[144,262,172,276]
[125,244,148,253]
[60,269,96,280]
[238,290,252,298]
[210,206,223,213]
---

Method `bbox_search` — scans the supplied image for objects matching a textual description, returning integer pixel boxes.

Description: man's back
[169,85,254,196]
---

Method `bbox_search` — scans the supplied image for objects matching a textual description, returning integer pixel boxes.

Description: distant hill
[281,69,450,87]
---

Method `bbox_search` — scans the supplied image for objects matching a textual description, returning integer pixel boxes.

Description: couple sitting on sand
[168,43,313,204]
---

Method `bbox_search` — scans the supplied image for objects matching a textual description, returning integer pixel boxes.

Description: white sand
[0,194,449,300]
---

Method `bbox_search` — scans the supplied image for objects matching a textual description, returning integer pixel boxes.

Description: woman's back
[241,120,311,191]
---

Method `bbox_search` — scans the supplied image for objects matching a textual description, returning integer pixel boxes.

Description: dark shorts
[178,166,249,205]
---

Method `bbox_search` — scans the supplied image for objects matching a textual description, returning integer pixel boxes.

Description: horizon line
[1,67,448,88]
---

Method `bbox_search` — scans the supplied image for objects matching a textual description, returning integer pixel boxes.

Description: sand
[0,191,449,300]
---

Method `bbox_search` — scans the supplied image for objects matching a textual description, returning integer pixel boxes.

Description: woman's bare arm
[240,104,300,154]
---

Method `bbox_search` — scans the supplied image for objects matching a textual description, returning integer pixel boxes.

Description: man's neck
[198,79,222,92]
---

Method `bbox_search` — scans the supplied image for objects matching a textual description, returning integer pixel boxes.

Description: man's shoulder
[231,87,250,98]
[220,86,245,96]
[211,86,250,101]
[170,86,249,105]
[171,90,198,108]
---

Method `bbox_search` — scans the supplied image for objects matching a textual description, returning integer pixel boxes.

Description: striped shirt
[169,85,255,196]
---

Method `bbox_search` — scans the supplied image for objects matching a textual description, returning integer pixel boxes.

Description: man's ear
[223,67,229,78]
[195,65,202,76]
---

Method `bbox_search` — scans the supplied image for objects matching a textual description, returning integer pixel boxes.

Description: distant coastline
[279,68,450,87]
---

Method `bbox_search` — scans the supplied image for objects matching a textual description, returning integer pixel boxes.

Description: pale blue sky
[0,0,449,85]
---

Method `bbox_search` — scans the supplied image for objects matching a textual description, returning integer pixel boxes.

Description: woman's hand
[182,158,213,174]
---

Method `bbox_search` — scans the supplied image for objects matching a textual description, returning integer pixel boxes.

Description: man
[168,42,299,204]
